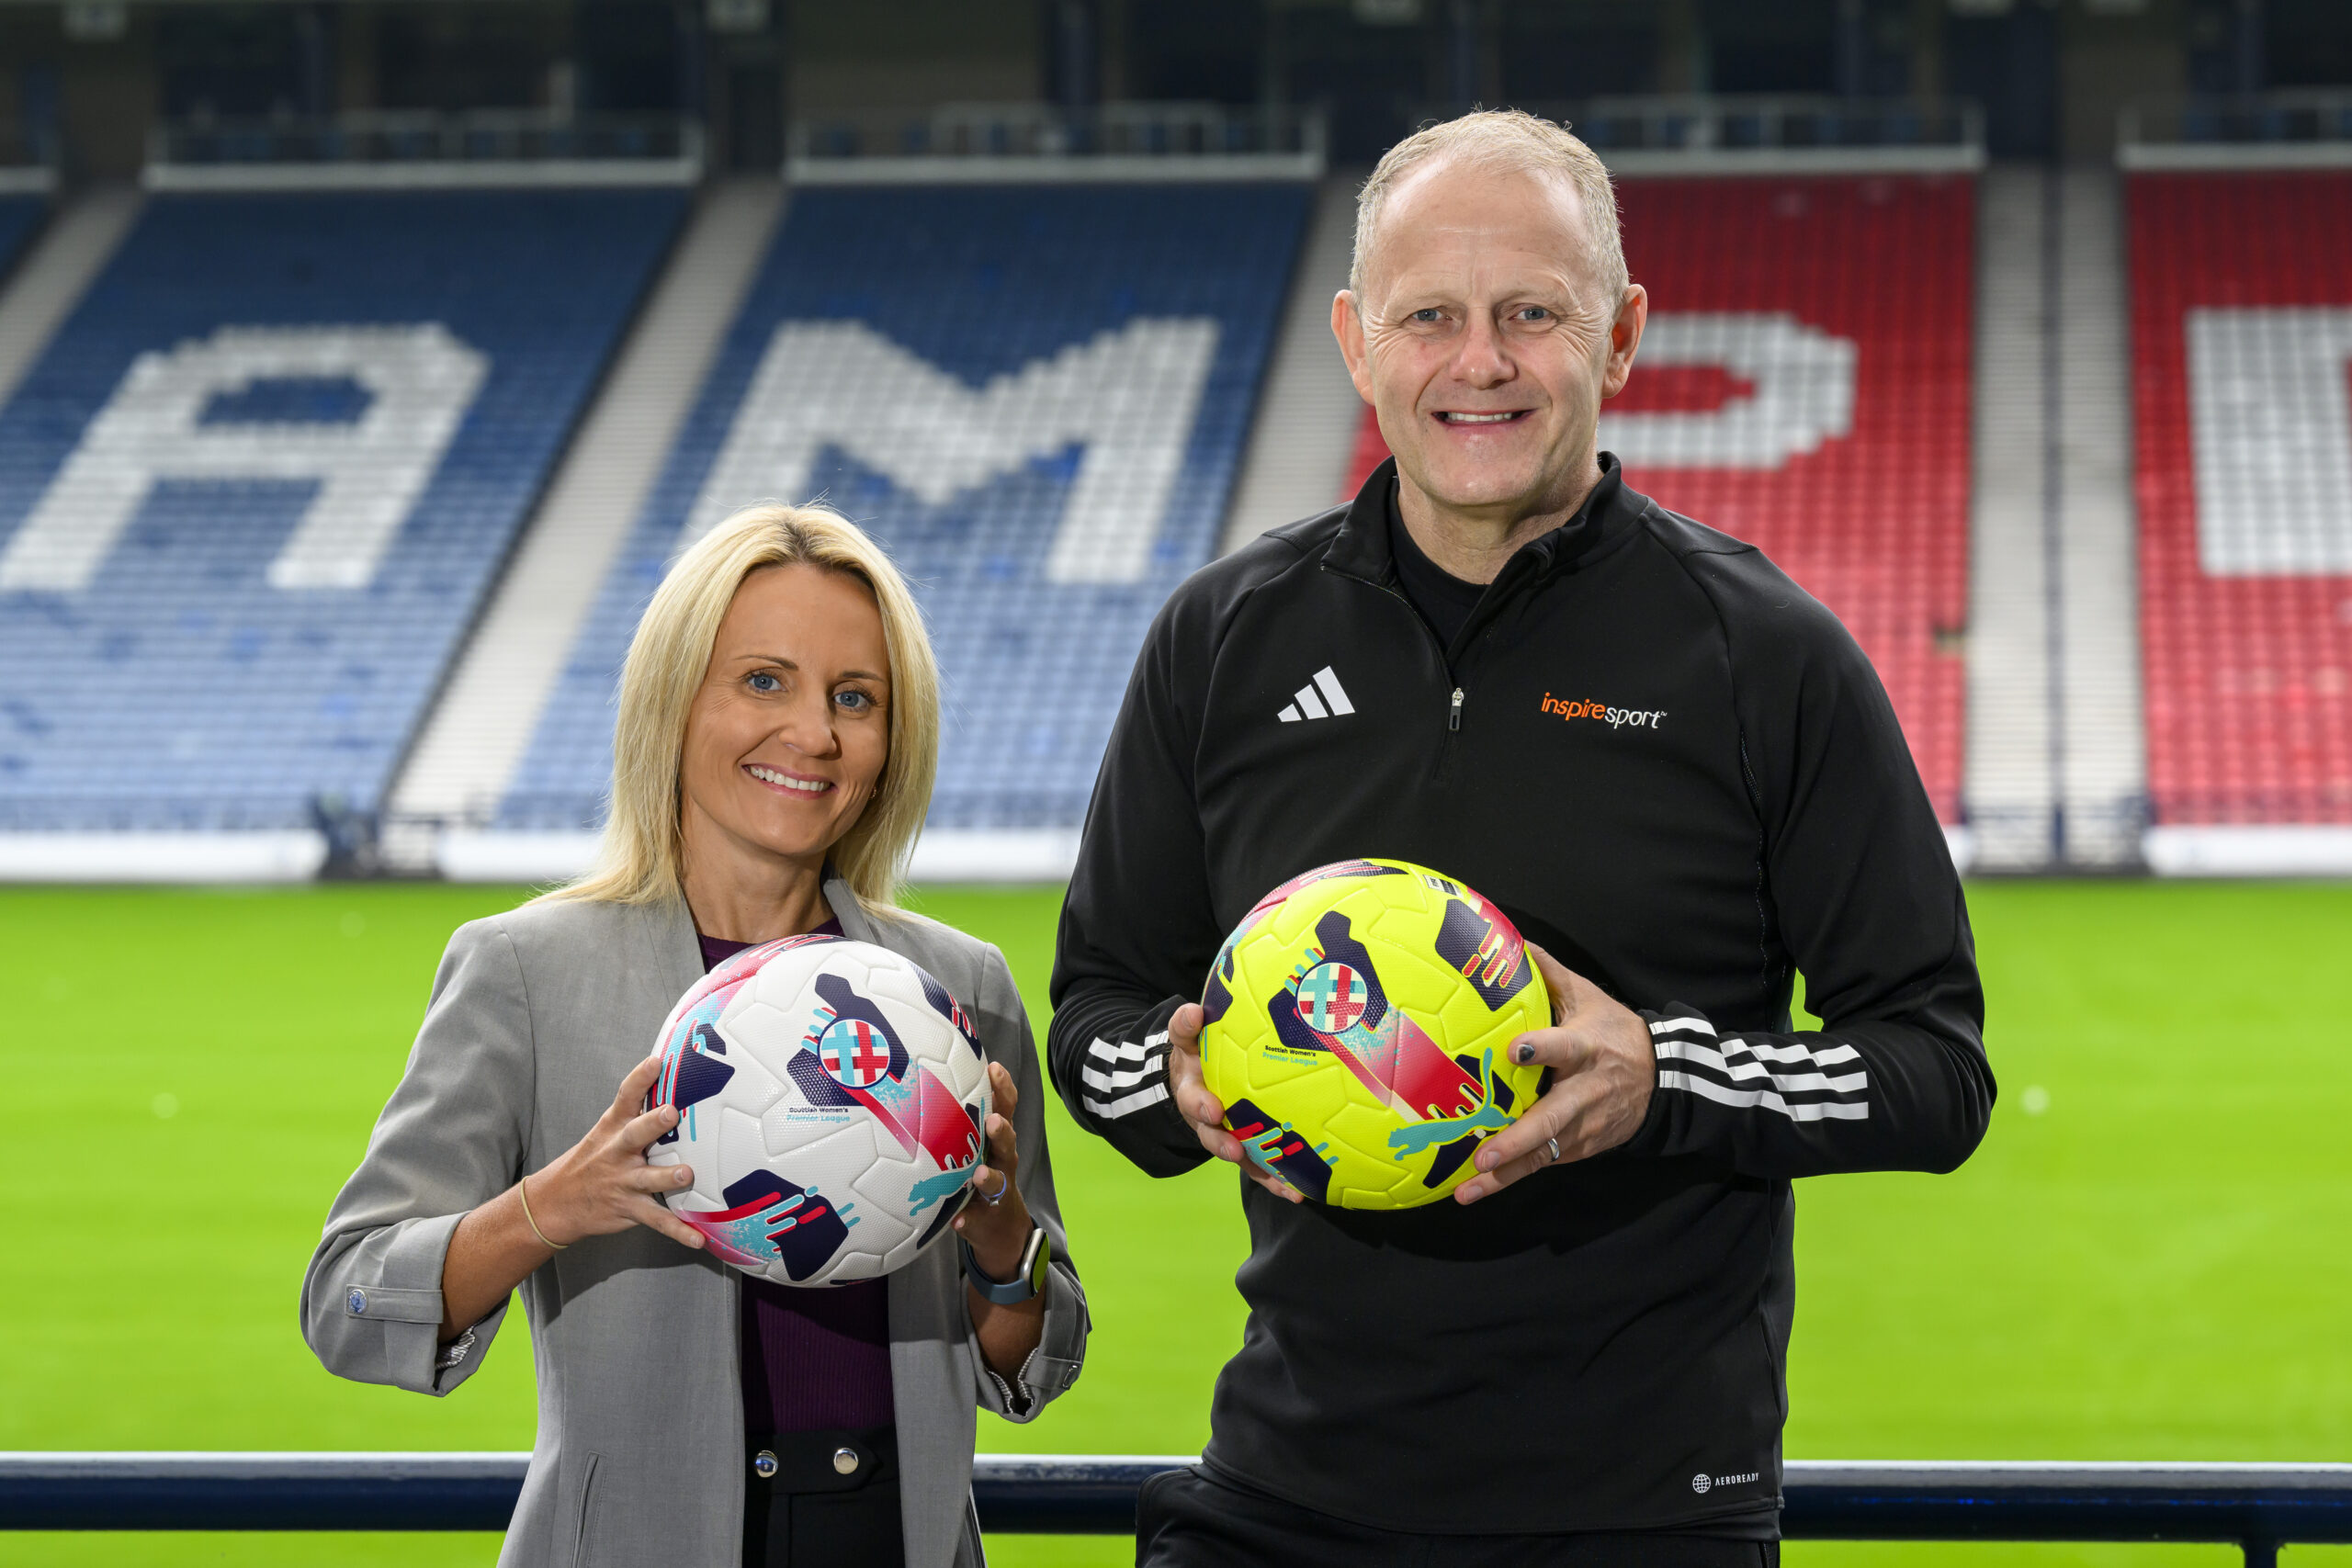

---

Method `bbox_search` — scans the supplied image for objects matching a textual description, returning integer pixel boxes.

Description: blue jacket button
[347,1289,368,1315]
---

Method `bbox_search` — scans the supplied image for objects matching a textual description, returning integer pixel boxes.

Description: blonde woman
[304,504,1086,1568]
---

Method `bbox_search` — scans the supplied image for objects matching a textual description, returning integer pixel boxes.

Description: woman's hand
[529,1055,709,1251]
[953,1060,1049,1389]
[951,1061,1033,1278]
[437,1055,702,1341]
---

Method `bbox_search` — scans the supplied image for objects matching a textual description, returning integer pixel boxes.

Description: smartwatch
[960,1223,1049,1304]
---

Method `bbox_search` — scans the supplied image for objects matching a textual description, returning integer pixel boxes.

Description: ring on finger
[976,1169,1011,1206]
[1545,1135,1562,1166]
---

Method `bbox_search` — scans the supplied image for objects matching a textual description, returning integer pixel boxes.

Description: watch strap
[960,1223,1047,1304]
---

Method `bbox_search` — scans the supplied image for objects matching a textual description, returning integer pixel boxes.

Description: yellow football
[1199,858,1551,1209]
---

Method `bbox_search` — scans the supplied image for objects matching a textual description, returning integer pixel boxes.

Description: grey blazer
[301,877,1088,1568]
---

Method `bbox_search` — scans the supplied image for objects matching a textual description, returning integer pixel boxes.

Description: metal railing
[5,1454,2348,1565]
[0,126,58,193]
[143,112,705,188]
[1512,95,1979,152]
[1414,95,1984,174]
[2120,91,2352,169]
[786,101,1327,181]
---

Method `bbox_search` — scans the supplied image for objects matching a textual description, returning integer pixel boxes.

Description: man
[1048,110,1991,1565]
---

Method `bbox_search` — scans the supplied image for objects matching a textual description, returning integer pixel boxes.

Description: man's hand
[1453,944,1655,1204]
[1166,1001,1306,1204]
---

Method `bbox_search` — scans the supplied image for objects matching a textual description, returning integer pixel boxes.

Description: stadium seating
[2130,172,2352,827]
[501,182,1309,835]
[1344,175,1973,823]
[0,187,687,830]
[0,196,45,279]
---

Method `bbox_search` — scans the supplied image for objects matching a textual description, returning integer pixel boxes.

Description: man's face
[1335,159,1644,521]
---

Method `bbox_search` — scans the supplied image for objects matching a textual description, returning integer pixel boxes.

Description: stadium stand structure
[393,178,786,878]
[1965,166,2149,872]
[492,180,1308,879]
[1219,173,1364,553]
[0,197,43,282]
[0,190,142,421]
[1344,174,1975,848]
[1964,165,2056,869]
[2131,170,2352,873]
[0,188,687,875]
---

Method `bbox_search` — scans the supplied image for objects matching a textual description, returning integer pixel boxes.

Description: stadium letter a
[680,317,1219,584]
[0,323,487,592]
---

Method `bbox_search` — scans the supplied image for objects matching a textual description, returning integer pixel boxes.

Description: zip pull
[1448,687,1464,732]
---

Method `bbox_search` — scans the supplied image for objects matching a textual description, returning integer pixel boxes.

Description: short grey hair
[1351,108,1628,303]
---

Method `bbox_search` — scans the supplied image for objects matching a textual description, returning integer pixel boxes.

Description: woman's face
[678,563,892,878]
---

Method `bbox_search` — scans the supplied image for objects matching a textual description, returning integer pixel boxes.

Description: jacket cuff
[1073,995,1182,1120]
[1614,1008,1679,1157]
[977,1260,1087,1423]
[1075,996,1213,1174]
[368,1210,512,1395]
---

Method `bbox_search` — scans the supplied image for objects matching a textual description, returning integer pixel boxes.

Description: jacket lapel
[825,872,877,944]
[634,895,706,1015]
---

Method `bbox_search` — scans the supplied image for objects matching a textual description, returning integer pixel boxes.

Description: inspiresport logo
[1539,693,1668,730]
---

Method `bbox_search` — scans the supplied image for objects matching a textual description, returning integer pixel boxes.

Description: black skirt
[741,1425,904,1568]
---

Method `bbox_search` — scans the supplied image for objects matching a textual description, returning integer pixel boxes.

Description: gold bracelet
[517,1173,568,1250]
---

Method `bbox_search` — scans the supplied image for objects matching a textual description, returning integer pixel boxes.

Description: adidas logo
[1278,666,1355,723]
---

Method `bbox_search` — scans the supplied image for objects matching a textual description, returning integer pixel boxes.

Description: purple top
[700,926,897,1435]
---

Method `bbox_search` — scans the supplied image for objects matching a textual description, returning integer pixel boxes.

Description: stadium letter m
[0,323,487,592]
[680,317,1219,583]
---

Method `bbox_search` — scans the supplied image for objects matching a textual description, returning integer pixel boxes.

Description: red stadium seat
[2130,172,2352,827]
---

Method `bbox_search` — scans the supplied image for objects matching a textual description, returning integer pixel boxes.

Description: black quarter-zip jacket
[1047,457,1992,1536]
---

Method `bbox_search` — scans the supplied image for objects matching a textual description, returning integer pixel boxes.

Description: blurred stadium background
[0,0,2348,1564]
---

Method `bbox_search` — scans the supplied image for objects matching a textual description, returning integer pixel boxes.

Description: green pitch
[2,880,2347,1568]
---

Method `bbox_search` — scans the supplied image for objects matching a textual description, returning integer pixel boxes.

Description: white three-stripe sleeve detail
[1081,1056,1166,1093]
[1736,1038,1862,1067]
[1658,1071,1871,1122]
[1648,1009,1872,1124]
[1083,1081,1171,1121]
[1655,1039,1868,1094]
[1081,1031,1174,1117]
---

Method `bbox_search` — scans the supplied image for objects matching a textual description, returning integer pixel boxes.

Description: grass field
[3,879,2348,1567]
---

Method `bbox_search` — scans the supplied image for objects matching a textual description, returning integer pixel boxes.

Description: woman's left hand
[952,1060,1034,1281]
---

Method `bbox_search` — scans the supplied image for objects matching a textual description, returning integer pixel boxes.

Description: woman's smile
[742,761,831,795]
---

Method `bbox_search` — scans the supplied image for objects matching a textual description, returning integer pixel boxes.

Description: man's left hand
[1453,943,1655,1204]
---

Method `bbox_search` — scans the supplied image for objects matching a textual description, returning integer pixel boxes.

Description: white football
[644,935,991,1286]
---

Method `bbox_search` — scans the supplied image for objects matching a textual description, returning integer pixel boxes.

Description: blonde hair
[542,502,939,916]
[1351,108,1628,303]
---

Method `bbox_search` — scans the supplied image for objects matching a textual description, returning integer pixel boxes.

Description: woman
[303,503,1087,1568]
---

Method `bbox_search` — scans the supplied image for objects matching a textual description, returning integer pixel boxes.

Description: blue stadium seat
[500,182,1309,835]
[0,187,687,829]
